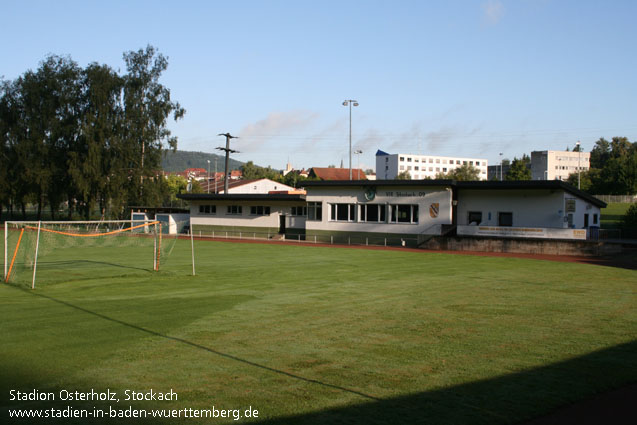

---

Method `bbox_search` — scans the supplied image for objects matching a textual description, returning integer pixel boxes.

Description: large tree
[0,46,185,219]
[122,45,185,208]
[505,155,531,181]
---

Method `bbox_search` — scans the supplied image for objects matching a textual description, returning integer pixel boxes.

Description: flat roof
[301,179,455,187]
[177,193,306,202]
[301,179,606,208]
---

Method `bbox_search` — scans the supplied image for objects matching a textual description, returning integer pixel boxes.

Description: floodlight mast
[342,100,359,180]
[217,133,239,194]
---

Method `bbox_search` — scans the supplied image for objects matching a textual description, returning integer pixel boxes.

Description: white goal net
[3,220,190,289]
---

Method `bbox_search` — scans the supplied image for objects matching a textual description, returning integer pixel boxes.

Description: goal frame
[4,220,164,289]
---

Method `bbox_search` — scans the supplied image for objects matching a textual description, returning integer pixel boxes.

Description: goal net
[3,220,183,289]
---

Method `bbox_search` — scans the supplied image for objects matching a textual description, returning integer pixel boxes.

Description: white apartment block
[531,150,590,181]
[376,150,489,180]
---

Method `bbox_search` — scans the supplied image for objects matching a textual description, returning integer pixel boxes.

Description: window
[429,158,433,163]
[308,202,322,221]
[390,204,419,224]
[330,203,356,221]
[443,159,447,164]
[468,211,482,225]
[360,204,386,222]
[414,166,419,171]
[457,160,461,165]
[407,157,412,162]
[385,157,388,162]
[400,165,405,171]
[498,212,513,227]
[199,205,216,214]
[593,214,598,225]
[400,156,405,161]
[227,205,242,215]
[291,206,307,216]
[436,159,440,164]
[476,161,480,166]
[250,206,271,216]
[470,161,474,165]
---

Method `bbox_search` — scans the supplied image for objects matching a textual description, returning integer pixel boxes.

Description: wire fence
[188,229,422,248]
[593,195,637,204]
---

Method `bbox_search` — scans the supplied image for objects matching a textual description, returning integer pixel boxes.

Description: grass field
[1,237,636,424]
[600,202,631,229]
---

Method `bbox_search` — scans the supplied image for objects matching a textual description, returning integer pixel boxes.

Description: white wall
[228,179,295,194]
[458,189,601,229]
[305,184,453,235]
[190,201,306,229]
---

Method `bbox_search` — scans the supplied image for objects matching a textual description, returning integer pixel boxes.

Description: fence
[189,229,420,248]
[593,195,637,204]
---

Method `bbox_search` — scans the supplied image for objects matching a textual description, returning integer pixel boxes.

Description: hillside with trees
[162,150,243,173]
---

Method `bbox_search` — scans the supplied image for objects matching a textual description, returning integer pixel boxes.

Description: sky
[2,0,636,172]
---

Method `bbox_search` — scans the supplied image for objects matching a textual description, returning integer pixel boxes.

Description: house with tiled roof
[199,178,297,195]
[309,167,367,181]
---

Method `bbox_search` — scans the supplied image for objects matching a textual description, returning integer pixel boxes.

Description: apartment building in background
[531,150,590,181]
[376,150,488,180]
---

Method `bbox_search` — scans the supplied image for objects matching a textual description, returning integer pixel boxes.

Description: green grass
[1,239,636,424]
[600,202,631,228]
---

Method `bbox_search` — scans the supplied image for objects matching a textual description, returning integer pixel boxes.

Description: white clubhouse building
[178,180,605,245]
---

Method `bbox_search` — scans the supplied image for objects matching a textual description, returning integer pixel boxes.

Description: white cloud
[482,0,504,25]
[239,110,319,138]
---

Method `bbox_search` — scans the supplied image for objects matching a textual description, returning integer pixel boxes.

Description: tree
[68,62,122,219]
[395,171,411,180]
[122,45,185,207]
[566,169,595,192]
[505,156,531,181]
[437,163,481,181]
[590,138,611,169]
[0,46,185,220]
[622,203,637,232]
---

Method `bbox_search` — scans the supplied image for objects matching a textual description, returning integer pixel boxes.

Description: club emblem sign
[364,187,376,201]
[429,203,439,218]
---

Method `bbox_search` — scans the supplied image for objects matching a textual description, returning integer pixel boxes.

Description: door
[279,215,286,234]
[584,214,589,228]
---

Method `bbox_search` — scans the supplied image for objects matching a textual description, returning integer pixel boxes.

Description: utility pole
[217,133,239,195]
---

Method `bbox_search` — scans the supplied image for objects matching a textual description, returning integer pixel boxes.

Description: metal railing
[189,229,421,248]
[593,195,637,204]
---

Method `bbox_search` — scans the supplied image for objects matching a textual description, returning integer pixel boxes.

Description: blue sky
[3,0,636,172]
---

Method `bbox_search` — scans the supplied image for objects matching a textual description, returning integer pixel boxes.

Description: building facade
[531,150,590,181]
[376,151,488,180]
[178,180,605,244]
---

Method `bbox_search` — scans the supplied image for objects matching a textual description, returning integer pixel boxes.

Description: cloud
[482,0,504,25]
[238,110,320,150]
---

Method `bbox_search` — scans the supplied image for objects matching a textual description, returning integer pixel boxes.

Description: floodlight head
[342,101,348,106]
[353,102,359,107]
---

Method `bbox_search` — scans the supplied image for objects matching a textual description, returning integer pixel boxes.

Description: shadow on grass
[26,290,379,402]
[33,259,152,273]
[251,341,637,425]
[4,287,636,425]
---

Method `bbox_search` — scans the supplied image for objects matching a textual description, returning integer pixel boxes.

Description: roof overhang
[177,193,306,202]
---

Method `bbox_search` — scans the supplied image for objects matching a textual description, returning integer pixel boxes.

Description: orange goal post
[3,220,170,289]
